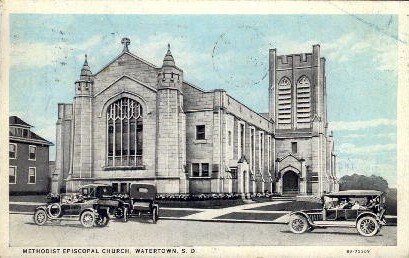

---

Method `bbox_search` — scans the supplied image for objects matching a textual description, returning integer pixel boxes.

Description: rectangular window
[192,163,200,177]
[9,143,17,159]
[28,167,36,184]
[9,166,16,184]
[228,131,232,146]
[23,129,29,138]
[230,168,238,179]
[259,132,264,171]
[201,163,209,177]
[29,145,36,160]
[291,142,298,154]
[196,125,206,140]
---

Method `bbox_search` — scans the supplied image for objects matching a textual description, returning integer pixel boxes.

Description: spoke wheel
[33,210,48,226]
[80,211,95,228]
[356,216,379,237]
[289,215,308,234]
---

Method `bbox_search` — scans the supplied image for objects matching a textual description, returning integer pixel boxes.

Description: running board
[312,221,356,228]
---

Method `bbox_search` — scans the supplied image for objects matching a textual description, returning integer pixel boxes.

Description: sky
[9,14,398,187]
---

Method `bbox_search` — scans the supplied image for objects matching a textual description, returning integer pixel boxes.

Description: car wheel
[356,216,379,237]
[80,211,95,228]
[95,212,110,227]
[289,215,309,234]
[33,209,48,226]
[152,207,158,224]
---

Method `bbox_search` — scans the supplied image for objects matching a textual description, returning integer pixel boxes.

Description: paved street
[9,213,396,246]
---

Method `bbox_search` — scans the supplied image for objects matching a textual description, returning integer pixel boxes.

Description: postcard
[1,1,408,257]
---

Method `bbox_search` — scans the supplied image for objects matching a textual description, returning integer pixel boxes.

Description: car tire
[80,211,95,228]
[152,207,158,224]
[114,207,124,219]
[33,209,48,226]
[289,215,309,234]
[356,216,379,237]
[95,212,110,227]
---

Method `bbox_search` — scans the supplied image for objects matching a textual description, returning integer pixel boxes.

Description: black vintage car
[114,183,159,223]
[288,190,387,237]
[33,184,122,228]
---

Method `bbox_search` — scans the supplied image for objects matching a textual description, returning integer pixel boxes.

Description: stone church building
[52,38,338,196]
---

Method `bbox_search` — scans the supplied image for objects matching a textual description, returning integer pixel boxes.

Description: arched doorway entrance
[282,170,299,196]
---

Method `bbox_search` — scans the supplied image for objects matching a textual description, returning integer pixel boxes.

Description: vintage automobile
[33,184,122,228]
[287,190,387,237]
[114,183,159,223]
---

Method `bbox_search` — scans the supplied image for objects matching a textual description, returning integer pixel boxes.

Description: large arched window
[277,77,292,124]
[296,76,311,124]
[106,97,143,167]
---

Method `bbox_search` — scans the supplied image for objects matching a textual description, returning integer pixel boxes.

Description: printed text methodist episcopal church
[52,38,338,196]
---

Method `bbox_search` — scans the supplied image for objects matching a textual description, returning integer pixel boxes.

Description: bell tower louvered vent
[277,77,292,125]
[296,76,311,125]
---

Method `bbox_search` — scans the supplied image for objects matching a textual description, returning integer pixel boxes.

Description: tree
[339,173,389,192]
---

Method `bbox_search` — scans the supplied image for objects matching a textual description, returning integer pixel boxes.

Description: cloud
[271,32,397,72]
[337,142,396,155]
[336,157,396,187]
[11,35,103,68]
[329,118,396,131]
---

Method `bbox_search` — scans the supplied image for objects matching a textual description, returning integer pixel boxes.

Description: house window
[228,131,232,146]
[291,142,298,154]
[9,166,16,184]
[23,129,29,138]
[196,125,206,140]
[192,163,200,177]
[9,144,17,159]
[191,163,210,177]
[28,167,36,184]
[107,97,143,167]
[29,145,36,160]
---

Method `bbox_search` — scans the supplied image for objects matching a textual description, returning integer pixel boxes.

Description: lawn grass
[214,212,284,221]
[157,199,245,209]
[247,201,321,211]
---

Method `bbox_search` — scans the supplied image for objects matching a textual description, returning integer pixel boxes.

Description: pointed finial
[168,43,170,51]
[121,37,131,52]
[84,54,88,65]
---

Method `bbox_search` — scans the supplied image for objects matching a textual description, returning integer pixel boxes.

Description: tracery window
[277,77,292,124]
[296,76,311,123]
[106,98,143,167]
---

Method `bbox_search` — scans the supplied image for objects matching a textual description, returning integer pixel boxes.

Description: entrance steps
[270,196,296,201]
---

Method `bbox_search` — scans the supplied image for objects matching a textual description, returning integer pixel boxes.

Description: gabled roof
[9,116,54,146]
[94,51,159,76]
[9,116,32,127]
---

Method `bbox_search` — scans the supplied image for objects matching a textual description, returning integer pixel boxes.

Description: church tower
[269,45,336,196]
[156,45,187,193]
[69,55,93,190]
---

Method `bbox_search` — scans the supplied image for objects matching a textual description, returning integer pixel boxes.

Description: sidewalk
[9,199,292,224]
